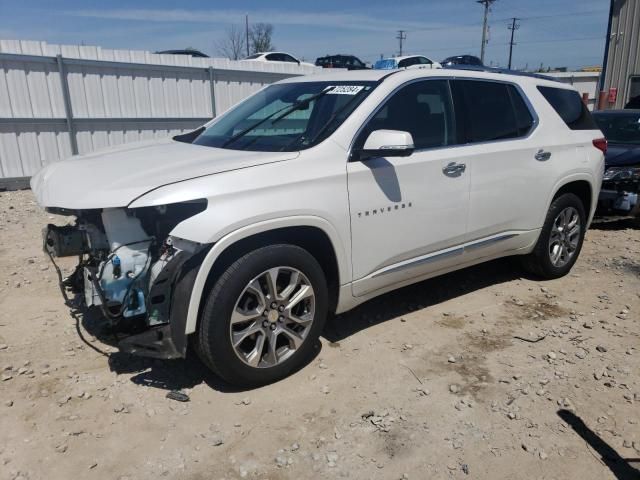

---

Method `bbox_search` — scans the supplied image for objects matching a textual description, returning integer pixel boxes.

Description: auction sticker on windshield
[326,85,365,95]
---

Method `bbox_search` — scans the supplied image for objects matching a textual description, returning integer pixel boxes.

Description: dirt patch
[1,190,640,480]
[438,315,467,329]
[506,296,568,321]
[452,360,493,398]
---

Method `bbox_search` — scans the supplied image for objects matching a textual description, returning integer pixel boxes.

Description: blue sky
[0,0,610,69]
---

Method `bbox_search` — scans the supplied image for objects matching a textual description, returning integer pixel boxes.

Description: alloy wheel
[229,267,315,368]
[548,206,581,268]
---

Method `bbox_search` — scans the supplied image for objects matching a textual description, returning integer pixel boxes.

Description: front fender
[182,215,350,336]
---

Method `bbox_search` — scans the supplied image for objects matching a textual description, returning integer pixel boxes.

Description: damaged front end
[597,166,640,217]
[44,200,209,359]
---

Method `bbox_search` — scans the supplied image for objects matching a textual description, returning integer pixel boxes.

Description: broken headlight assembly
[603,166,640,182]
[44,199,207,325]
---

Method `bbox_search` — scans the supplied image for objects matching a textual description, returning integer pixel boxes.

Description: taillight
[592,137,607,154]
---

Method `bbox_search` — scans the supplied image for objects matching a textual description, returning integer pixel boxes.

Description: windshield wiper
[222,87,334,148]
[285,88,367,150]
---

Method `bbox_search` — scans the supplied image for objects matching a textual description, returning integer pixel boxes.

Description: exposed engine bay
[598,167,640,216]
[43,200,207,357]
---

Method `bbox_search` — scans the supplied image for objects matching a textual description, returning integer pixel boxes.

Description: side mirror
[356,130,415,161]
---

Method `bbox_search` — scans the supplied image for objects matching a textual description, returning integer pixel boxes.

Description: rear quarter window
[537,86,598,130]
[452,80,533,143]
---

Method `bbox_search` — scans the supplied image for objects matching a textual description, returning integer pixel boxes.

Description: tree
[249,23,274,54]
[216,24,246,60]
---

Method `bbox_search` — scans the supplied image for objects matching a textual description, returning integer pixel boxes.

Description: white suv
[32,68,605,386]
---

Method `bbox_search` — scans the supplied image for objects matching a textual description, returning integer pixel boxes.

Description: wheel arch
[184,216,348,336]
[545,174,596,226]
[554,180,592,214]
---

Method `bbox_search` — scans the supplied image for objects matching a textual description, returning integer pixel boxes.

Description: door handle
[535,149,552,161]
[442,162,466,176]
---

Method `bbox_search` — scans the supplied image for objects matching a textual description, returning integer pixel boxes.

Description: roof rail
[442,64,561,83]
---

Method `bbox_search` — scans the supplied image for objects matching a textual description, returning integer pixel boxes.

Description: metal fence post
[56,54,78,155]
[208,67,217,118]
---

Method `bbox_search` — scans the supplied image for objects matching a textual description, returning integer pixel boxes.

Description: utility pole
[396,30,406,56]
[477,0,497,64]
[507,17,520,70]
[245,15,250,56]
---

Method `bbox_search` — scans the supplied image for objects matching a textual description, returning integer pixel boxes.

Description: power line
[493,9,608,23]
[354,34,605,60]
[407,9,607,33]
[396,30,407,56]
[507,17,520,69]
[514,35,605,45]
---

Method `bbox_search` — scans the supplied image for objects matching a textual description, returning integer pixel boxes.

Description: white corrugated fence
[0,40,324,184]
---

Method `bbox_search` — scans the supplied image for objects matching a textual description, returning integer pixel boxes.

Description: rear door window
[509,87,535,136]
[452,80,531,142]
[537,86,598,130]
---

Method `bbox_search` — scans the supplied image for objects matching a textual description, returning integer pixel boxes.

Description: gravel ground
[0,189,639,480]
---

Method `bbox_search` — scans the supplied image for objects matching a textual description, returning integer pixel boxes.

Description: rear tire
[521,193,586,279]
[196,244,328,387]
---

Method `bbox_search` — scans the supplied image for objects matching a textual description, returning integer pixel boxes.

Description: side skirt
[337,229,539,313]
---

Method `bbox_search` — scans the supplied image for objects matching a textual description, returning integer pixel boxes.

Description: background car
[373,55,441,70]
[315,54,369,70]
[155,48,209,58]
[441,55,483,67]
[242,52,314,67]
[593,109,640,216]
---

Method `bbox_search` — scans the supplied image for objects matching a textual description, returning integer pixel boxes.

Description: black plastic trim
[168,247,211,356]
[117,244,212,359]
[118,324,181,359]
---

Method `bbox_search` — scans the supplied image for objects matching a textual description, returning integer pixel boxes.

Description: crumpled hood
[31,138,299,209]
[605,144,640,167]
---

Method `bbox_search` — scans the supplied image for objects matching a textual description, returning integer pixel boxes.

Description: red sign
[608,88,618,103]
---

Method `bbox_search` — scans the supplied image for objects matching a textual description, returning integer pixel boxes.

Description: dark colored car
[441,55,483,67]
[155,49,209,58]
[593,110,640,216]
[315,55,368,70]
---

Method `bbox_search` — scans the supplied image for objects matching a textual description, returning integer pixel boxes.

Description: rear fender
[544,173,597,226]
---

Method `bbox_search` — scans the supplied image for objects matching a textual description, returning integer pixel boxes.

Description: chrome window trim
[348,76,540,160]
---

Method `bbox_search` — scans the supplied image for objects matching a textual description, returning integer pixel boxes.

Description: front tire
[521,193,587,279]
[196,244,328,387]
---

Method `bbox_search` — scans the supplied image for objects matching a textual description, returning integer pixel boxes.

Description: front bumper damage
[43,202,209,360]
[117,245,209,359]
[597,179,640,216]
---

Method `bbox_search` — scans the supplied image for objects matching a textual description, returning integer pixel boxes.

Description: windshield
[374,59,397,70]
[594,112,640,145]
[192,81,376,151]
